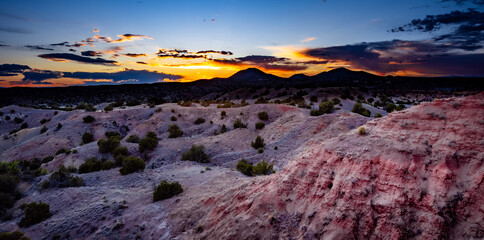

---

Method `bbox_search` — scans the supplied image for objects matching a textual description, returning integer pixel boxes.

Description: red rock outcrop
[178,93,484,239]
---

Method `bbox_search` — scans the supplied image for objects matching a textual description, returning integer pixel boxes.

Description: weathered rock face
[178,93,484,239]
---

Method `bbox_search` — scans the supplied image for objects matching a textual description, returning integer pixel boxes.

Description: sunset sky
[0,0,483,87]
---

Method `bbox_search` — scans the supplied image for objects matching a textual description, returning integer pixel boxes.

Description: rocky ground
[0,90,482,239]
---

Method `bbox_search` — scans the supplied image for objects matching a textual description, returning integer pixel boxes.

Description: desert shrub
[139,132,158,152]
[194,118,205,125]
[358,127,366,135]
[386,103,396,113]
[367,98,374,103]
[258,148,264,154]
[396,104,405,111]
[251,136,265,149]
[255,122,265,130]
[332,98,341,105]
[177,101,192,107]
[14,117,23,124]
[41,165,84,189]
[220,124,227,134]
[5,116,11,121]
[83,115,95,123]
[170,116,177,121]
[258,111,269,121]
[104,104,114,112]
[0,162,21,216]
[252,160,274,175]
[233,118,247,129]
[78,158,102,174]
[82,132,94,144]
[310,109,322,116]
[374,113,383,118]
[105,131,121,138]
[40,118,50,124]
[113,146,128,158]
[126,100,141,106]
[119,157,145,175]
[41,156,54,164]
[168,124,183,138]
[181,145,209,163]
[236,159,253,176]
[56,123,62,130]
[102,160,115,170]
[220,111,226,118]
[352,102,371,117]
[319,101,334,114]
[97,135,121,154]
[55,148,68,155]
[126,134,140,143]
[40,126,48,134]
[19,202,52,227]
[20,123,28,129]
[153,181,183,202]
[0,230,31,240]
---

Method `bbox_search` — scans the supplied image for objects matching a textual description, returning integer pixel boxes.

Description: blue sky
[0,0,482,86]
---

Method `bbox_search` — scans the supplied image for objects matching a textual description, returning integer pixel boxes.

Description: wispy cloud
[301,37,317,43]
[38,53,118,65]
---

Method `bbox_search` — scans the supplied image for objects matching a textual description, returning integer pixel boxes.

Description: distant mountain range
[0,68,482,106]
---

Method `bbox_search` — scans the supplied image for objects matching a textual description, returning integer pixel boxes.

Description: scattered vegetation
[258,111,269,121]
[352,102,371,117]
[220,124,227,134]
[358,126,367,135]
[126,134,140,143]
[55,148,70,155]
[139,132,158,152]
[181,145,209,163]
[255,122,265,130]
[220,111,226,119]
[153,181,183,202]
[40,126,48,134]
[41,156,54,164]
[40,165,84,189]
[168,124,184,138]
[170,116,177,121]
[98,132,121,154]
[0,230,31,240]
[233,118,247,129]
[56,123,62,130]
[19,202,52,227]
[78,158,102,174]
[82,132,94,144]
[40,118,50,124]
[119,157,145,175]
[251,136,265,149]
[83,115,95,123]
[374,113,383,118]
[311,100,335,116]
[0,162,21,218]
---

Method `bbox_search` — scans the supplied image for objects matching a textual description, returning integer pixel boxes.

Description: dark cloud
[9,80,53,85]
[66,42,87,48]
[22,70,62,83]
[62,69,182,83]
[136,61,148,65]
[124,53,147,57]
[0,44,8,47]
[210,55,309,71]
[196,50,233,55]
[81,50,101,56]
[302,39,484,76]
[50,41,69,46]
[236,55,289,63]
[25,45,54,51]
[390,9,484,50]
[0,26,32,34]
[93,33,153,43]
[69,48,76,52]
[0,64,31,76]
[38,53,118,65]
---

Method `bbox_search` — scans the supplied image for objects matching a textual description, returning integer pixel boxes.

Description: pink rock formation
[178,93,484,239]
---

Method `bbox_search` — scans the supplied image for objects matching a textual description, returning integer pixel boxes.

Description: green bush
[40,118,50,124]
[194,118,205,125]
[104,104,114,112]
[181,145,209,163]
[220,124,227,134]
[126,134,140,143]
[358,126,367,135]
[251,136,265,149]
[153,181,183,202]
[126,100,141,106]
[396,104,405,111]
[170,116,177,121]
[40,126,48,134]
[332,98,341,105]
[83,115,95,123]
[386,103,396,113]
[41,165,84,189]
[374,113,383,118]
[82,132,94,144]
[319,101,334,114]
[236,159,253,176]
[20,123,28,129]
[352,102,371,117]
[119,157,145,175]
[0,230,31,240]
[78,158,102,174]
[252,160,275,175]
[233,118,247,129]
[258,111,269,121]
[0,162,20,215]
[113,146,129,158]
[14,117,23,124]
[258,148,264,154]
[56,123,62,130]
[139,132,158,152]
[102,160,115,170]
[168,124,183,138]
[310,109,322,116]
[55,148,69,155]
[220,111,226,118]
[255,122,265,130]
[105,131,121,138]
[19,202,52,227]
[97,136,121,154]
[41,156,54,164]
